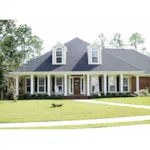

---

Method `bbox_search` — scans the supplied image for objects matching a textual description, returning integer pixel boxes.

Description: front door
[74,78,80,95]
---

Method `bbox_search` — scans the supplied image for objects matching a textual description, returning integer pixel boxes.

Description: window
[108,76,116,92]
[81,78,84,93]
[26,78,30,93]
[56,77,63,93]
[92,47,98,63]
[56,48,62,63]
[123,77,129,92]
[38,77,45,93]
[71,78,73,93]
[91,76,99,93]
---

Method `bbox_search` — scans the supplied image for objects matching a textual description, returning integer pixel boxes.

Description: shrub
[31,94,37,99]
[139,88,149,96]
[13,96,18,102]
[22,94,30,99]
[91,94,101,98]
[101,92,104,97]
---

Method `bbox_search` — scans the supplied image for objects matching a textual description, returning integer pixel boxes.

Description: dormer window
[56,47,63,63]
[52,42,68,65]
[87,42,102,65]
[92,47,98,63]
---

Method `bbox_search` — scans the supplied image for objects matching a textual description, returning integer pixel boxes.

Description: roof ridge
[64,37,90,45]
[105,50,143,71]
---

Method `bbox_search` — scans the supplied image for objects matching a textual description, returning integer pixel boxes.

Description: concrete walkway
[74,99,150,109]
[0,115,150,128]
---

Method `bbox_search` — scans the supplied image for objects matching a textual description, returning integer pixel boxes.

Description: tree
[141,47,147,54]
[98,33,107,49]
[129,32,145,50]
[109,33,124,49]
[0,20,44,99]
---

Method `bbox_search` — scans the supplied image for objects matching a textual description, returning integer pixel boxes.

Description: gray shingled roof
[105,48,150,74]
[15,37,148,73]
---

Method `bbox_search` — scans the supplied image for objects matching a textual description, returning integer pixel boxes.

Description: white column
[87,74,90,96]
[15,75,19,96]
[64,74,67,96]
[120,74,123,93]
[83,75,85,94]
[30,75,34,95]
[136,75,139,94]
[47,75,51,96]
[104,74,107,95]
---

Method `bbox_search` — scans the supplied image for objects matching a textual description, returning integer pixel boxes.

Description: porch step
[64,95,91,99]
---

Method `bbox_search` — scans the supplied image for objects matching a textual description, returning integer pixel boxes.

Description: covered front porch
[13,72,140,97]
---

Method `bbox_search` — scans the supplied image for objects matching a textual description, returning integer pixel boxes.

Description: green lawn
[2,120,150,129]
[0,100,150,123]
[95,97,150,105]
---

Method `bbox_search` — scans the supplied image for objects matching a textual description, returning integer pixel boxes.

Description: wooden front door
[74,78,80,95]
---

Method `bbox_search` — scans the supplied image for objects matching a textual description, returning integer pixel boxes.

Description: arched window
[56,47,63,63]
[92,47,98,63]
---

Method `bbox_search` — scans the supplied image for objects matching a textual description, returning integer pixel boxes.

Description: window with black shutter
[107,76,108,92]
[117,76,120,92]
[52,77,55,92]
[34,77,37,92]
[99,76,102,92]
[46,76,47,92]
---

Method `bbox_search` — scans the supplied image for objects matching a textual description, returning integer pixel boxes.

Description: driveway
[74,99,150,109]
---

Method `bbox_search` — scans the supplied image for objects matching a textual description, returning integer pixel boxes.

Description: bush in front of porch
[91,92,138,99]
[16,93,138,100]
[18,94,64,100]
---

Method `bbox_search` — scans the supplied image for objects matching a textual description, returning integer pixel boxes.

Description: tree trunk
[0,90,3,100]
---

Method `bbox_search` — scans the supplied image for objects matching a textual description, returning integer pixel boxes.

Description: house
[9,37,150,98]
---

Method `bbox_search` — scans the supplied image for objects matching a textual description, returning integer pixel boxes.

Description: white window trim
[108,75,117,93]
[123,76,129,93]
[55,76,64,94]
[25,77,31,94]
[80,77,85,94]
[37,76,46,93]
[87,42,102,65]
[90,75,99,94]
[52,42,68,65]
[91,47,99,64]
[70,77,74,94]
[55,47,64,64]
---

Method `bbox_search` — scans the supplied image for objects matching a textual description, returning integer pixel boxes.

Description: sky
[1,0,150,54]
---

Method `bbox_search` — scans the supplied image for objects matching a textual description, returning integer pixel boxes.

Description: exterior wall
[131,77,150,93]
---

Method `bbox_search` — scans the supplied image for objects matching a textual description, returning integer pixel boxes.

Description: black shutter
[34,77,37,92]
[107,76,108,92]
[52,77,55,92]
[99,76,102,92]
[46,76,47,93]
[117,76,120,92]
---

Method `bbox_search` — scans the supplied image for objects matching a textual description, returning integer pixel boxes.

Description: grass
[2,120,150,129]
[95,97,150,106]
[0,99,150,123]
